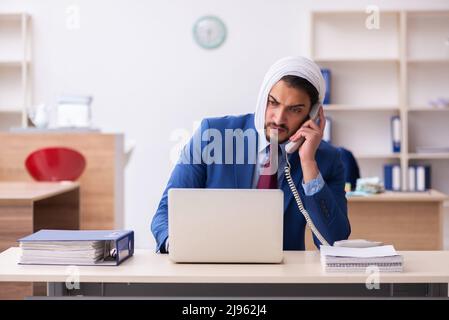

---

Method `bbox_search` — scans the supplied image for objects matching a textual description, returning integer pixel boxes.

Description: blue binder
[384,164,401,191]
[321,68,331,105]
[18,230,134,266]
[416,165,431,191]
[391,116,401,153]
[323,116,332,144]
[408,165,416,191]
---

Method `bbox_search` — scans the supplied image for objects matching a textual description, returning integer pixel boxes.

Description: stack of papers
[17,229,134,266]
[320,245,403,273]
[20,241,107,265]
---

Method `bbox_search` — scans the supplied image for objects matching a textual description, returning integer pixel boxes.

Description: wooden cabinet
[306,190,447,250]
[0,131,124,230]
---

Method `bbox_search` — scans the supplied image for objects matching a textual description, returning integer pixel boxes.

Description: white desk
[1,248,449,298]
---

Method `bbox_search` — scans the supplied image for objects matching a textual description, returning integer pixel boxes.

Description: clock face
[193,16,227,49]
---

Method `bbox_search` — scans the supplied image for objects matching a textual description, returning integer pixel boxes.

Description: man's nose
[273,107,287,125]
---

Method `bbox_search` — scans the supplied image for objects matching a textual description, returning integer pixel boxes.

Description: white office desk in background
[0,248,449,298]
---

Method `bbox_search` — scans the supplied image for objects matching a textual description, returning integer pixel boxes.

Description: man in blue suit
[151,56,351,253]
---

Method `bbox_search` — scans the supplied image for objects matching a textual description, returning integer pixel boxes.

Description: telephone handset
[282,102,330,246]
[285,102,321,154]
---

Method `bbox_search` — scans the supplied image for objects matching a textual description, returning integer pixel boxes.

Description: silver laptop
[168,188,284,263]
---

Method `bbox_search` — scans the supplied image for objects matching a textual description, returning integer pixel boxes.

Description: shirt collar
[258,131,269,154]
[257,131,287,156]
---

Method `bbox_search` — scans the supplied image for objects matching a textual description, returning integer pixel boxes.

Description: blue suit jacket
[151,113,351,252]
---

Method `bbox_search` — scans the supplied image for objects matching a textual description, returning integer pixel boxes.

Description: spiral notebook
[320,245,403,273]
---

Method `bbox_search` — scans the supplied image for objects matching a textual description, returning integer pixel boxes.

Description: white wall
[1,0,449,249]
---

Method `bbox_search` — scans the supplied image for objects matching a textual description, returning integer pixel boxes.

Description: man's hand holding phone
[288,106,325,183]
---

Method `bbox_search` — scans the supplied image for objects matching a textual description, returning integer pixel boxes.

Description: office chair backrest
[25,147,86,181]
[337,147,360,191]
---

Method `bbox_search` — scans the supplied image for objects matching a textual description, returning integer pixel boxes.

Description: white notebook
[320,245,403,273]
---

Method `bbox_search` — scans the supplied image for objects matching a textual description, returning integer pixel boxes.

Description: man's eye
[269,100,278,106]
[290,107,302,113]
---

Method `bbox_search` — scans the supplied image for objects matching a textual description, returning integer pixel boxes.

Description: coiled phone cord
[284,154,330,246]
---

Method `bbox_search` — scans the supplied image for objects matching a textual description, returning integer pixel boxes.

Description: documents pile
[320,244,403,272]
[18,229,134,266]
[356,177,384,194]
[20,240,106,265]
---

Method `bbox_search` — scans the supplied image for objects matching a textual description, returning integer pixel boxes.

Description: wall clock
[193,15,227,49]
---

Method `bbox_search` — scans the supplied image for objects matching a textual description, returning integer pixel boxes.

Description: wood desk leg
[0,205,33,300]
[32,188,80,297]
[33,188,80,231]
[0,188,80,299]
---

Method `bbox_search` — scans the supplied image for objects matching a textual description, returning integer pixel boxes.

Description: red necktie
[256,145,278,189]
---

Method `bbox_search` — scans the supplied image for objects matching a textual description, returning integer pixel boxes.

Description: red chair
[25,147,86,181]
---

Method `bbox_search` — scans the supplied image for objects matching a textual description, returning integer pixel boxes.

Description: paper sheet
[320,245,399,258]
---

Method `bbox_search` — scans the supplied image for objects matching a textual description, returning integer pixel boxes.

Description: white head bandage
[254,56,326,144]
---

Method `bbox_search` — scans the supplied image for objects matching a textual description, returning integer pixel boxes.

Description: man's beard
[264,124,290,144]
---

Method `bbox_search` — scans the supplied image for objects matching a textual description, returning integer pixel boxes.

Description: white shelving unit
[0,13,31,129]
[311,10,449,193]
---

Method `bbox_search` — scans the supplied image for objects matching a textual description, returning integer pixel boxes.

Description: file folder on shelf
[416,165,431,191]
[18,229,134,266]
[321,68,331,104]
[323,116,332,144]
[408,165,416,191]
[384,164,401,191]
[407,165,431,192]
[391,116,401,153]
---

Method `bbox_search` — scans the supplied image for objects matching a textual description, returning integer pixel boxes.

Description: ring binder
[384,164,401,191]
[391,116,401,153]
[18,230,134,266]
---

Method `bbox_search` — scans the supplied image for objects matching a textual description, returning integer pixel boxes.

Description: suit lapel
[234,160,256,188]
[234,114,257,188]
[232,113,305,199]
